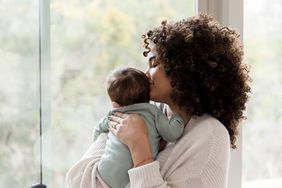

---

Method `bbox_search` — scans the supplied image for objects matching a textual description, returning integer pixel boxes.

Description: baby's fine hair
[106,67,150,106]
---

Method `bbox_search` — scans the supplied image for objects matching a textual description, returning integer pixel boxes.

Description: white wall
[196,1,244,188]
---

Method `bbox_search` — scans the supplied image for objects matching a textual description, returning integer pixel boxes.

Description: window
[0,1,196,187]
[49,1,195,187]
[242,0,282,187]
[0,1,39,187]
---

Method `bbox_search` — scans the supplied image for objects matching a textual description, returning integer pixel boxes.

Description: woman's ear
[111,101,120,108]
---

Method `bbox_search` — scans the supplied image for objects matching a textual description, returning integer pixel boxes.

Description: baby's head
[106,67,150,107]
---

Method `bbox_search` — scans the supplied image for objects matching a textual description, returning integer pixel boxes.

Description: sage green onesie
[93,103,185,188]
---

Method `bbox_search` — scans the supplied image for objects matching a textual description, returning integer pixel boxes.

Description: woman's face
[145,50,173,103]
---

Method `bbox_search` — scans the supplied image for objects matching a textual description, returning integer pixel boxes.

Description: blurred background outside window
[0,1,39,187]
[0,0,195,187]
[243,0,282,188]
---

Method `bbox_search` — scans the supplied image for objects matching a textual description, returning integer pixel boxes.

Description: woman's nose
[145,69,150,78]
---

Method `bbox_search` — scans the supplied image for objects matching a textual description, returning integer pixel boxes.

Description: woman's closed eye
[149,56,160,68]
[151,61,160,68]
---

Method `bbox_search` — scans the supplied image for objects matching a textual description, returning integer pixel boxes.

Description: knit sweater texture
[66,114,231,188]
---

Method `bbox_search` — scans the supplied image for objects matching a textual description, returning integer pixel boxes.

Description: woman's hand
[109,112,146,148]
[109,112,154,167]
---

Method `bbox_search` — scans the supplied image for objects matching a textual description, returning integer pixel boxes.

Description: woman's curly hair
[142,14,251,149]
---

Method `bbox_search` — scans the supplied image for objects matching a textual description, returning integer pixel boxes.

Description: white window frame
[39,0,51,184]
[196,1,243,188]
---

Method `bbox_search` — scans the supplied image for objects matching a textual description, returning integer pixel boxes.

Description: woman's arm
[66,133,109,188]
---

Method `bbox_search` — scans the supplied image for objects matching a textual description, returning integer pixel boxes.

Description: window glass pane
[0,1,39,187]
[47,0,196,187]
[243,0,282,187]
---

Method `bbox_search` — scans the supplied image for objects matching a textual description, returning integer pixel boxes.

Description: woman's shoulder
[184,114,230,141]
[158,114,230,187]
[176,113,231,158]
[164,114,230,186]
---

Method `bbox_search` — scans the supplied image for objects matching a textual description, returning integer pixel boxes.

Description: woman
[66,14,251,188]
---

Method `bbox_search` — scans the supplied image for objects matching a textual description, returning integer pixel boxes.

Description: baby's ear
[111,101,120,108]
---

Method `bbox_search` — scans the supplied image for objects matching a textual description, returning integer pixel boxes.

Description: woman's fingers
[109,121,118,129]
[108,113,149,149]
[109,121,119,135]
[109,112,128,124]
[113,112,128,118]
[108,113,126,136]
[109,115,120,124]
[109,126,117,136]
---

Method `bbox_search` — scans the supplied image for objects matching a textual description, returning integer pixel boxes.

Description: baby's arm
[156,112,185,142]
[93,116,110,141]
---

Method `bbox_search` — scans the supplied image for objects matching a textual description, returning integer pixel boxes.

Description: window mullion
[39,0,51,185]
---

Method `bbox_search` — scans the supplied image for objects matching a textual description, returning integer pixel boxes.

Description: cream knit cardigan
[66,114,230,188]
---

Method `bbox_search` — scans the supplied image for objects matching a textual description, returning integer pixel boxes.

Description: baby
[93,67,185,188]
